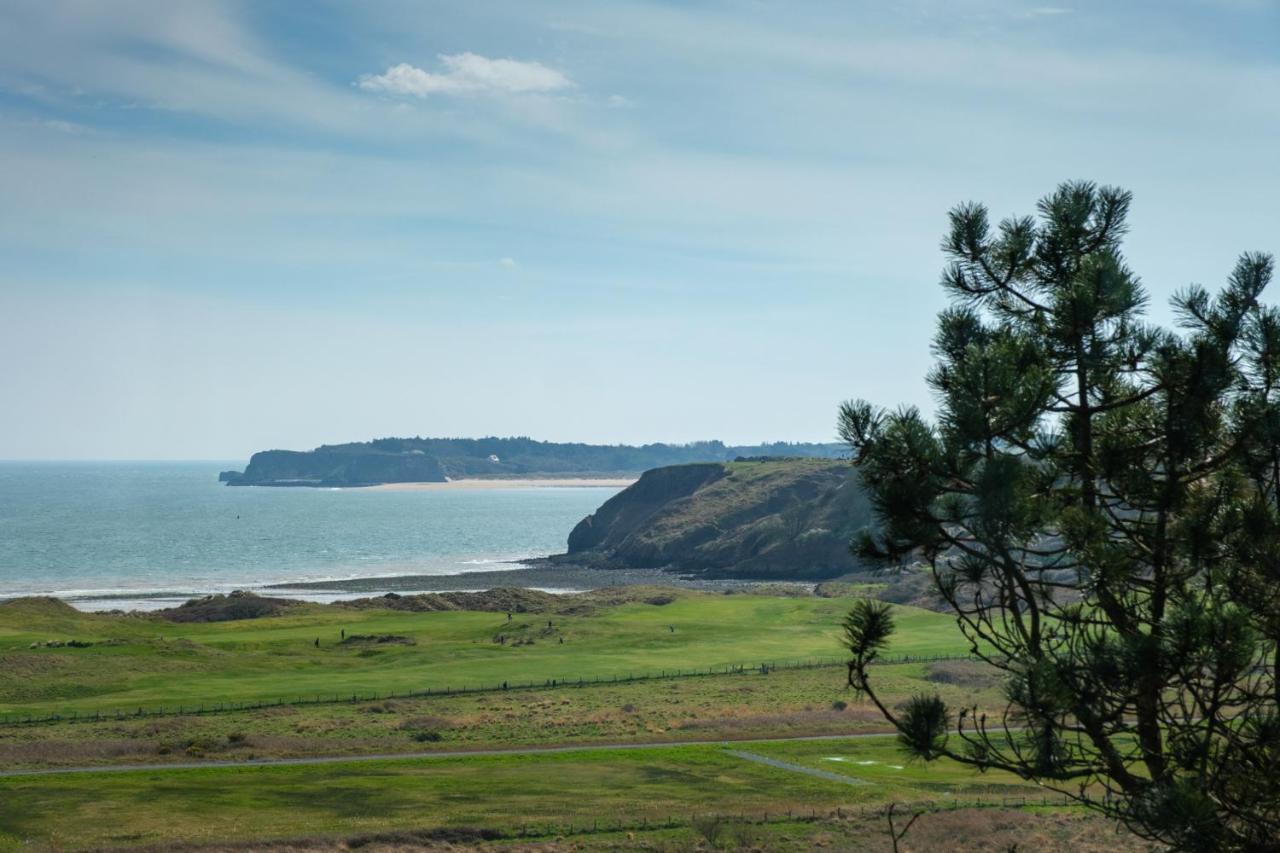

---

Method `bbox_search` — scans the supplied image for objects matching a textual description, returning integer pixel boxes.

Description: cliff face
[221,437,846,486]
[229,449,447,487]
[566,463,728,553]
[557,458,871,580]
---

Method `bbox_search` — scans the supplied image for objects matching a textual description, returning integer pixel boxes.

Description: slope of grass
[0,593,966,716]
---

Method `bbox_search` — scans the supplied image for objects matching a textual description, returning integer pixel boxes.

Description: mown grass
[0,593,1131,852]
[0,592,967,716]
[0,738,1046,851]
[0,660,1007,768]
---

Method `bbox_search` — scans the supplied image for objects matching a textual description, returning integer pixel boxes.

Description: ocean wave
[6,559,537,603]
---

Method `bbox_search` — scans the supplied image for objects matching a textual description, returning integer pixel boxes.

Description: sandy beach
[365,478,636,491]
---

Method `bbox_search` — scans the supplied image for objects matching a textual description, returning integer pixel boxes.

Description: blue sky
[1,1,1277,459]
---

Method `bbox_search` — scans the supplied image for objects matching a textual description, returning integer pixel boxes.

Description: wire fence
[0,652,976,727]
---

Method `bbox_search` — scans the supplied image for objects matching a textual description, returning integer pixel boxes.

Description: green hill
[555,458,872,580]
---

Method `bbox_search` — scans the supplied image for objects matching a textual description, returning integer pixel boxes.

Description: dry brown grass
[891,808,1155,852]
[111,809,1156,852]
[924,660,1003,690]
[0,737,150,763]
[398,715,454,732]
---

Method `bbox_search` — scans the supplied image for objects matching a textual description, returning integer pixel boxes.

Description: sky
[0,1,1277,460]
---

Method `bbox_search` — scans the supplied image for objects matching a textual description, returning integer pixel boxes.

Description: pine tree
[840,181,1280,851]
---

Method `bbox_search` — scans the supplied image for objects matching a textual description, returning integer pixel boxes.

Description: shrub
[691,815,726,846]
[399,715,450,732]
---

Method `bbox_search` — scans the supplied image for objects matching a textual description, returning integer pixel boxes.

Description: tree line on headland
[220,437,845,486]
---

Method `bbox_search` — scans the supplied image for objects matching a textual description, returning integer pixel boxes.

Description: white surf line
[727,750,870,786]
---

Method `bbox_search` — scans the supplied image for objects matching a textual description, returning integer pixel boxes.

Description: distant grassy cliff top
[220,437,846,487]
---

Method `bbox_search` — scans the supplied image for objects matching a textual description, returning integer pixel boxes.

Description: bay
[0,462,618,610]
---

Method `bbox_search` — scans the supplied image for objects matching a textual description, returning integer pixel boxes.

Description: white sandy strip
[366,478,637,491]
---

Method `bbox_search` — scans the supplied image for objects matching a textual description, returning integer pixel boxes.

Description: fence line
[0,652,976,727]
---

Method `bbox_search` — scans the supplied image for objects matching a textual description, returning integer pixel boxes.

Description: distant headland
[219,437,845,487]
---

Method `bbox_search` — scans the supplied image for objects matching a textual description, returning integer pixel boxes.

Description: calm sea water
[0,462,619,610]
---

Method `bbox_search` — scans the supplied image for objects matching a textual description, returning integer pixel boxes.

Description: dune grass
[0,593,967,716]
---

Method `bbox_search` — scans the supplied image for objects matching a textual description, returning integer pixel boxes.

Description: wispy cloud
[33,118,91,135]
[357,54,572,98]
[0,1,373,134]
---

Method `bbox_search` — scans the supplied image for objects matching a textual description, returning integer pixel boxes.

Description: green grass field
[0,738,1050,851]
[0,590,1083,851]
[749,737,1037,798]
[0,592,968,716]
[0,659,1007,768]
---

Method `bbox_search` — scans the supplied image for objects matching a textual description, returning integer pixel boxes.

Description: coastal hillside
[222,448,449,487]
[221,437,845,486]
[553,458,872,580]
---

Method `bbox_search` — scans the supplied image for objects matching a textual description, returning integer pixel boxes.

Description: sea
[0,462,622,611]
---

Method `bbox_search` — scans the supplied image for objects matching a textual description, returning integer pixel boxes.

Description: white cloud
[1028,7,1073,16]
[498,257,517,268]
[34,118,90,135]
[357,54,572,98]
